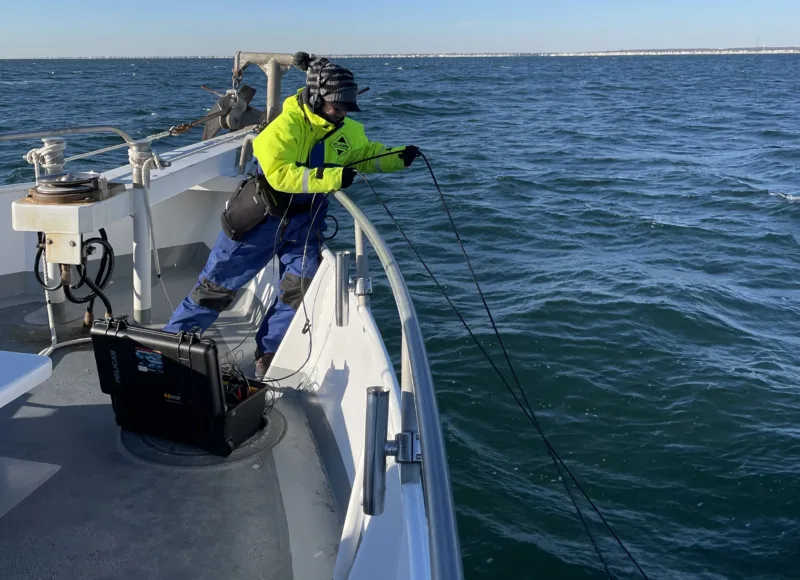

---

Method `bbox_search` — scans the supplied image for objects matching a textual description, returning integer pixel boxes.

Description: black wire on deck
[222,196,324,385]
[354,151,649,580]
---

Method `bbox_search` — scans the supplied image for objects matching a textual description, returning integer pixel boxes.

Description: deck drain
[120,409,286,467]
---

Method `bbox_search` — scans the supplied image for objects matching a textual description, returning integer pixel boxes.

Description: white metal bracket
[350,276,373,297]
[42,233,81,265]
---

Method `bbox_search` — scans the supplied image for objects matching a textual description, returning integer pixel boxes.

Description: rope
[142,180,173,311]
[38,248,59,357]
[23,131,171,176]
[26,111,245,360]
[39,338,92,357]
[128,147,152,168]
[24,141,65,182]
[36,242,98,357]
[27,112,246,176]
[63,130,173,164]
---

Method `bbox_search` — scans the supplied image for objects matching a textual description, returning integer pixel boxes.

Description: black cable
[222,195,319,385]
[34,230,116,317]
[84,274,113,316]
[254,194,324,384]
[344,150,406,169]
[84,229,112,317]
[417,150,648,578]
[73,259,89,290]
[64,234,115,322]
[62,237,115,305]
[356,171,611,577]
[73,230,110,292]
[221,191,296,358]
[320,214,339,241]
[356,159,648,579]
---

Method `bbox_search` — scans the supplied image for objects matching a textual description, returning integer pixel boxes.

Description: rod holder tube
[364,387,390,516]
[335,251,350,327]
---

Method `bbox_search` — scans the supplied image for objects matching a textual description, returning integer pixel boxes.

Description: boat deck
[0,250,340,579]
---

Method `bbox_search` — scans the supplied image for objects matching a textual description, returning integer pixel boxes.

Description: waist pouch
[221,174,314,241]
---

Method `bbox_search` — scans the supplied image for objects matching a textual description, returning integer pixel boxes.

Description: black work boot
[255,352,275,381]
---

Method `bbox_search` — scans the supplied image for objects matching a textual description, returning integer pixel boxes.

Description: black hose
[72,235,90,292]
[85,229,111,315]
[63,239,114,302]
[84,275,113,316]
[62,232,115,320]
[72,265,88,290]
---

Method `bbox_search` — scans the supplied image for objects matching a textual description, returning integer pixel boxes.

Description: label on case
[135,347,164,374]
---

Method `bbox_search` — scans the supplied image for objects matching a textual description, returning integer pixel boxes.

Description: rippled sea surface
[2,55,800,579]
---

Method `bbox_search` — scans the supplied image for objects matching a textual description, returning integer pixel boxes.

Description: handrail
[0,125,135,144]
[331,190,463,580]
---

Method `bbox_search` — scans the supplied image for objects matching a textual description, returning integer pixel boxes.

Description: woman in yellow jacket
[164,52,419,377]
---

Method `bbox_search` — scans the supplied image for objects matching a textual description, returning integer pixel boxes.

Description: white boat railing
[232,58,463,574]
[331,190,464,580]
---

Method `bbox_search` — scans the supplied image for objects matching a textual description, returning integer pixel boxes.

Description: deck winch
[30,171,112,204]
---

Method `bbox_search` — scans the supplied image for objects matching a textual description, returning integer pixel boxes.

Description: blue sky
[1,0,798,58]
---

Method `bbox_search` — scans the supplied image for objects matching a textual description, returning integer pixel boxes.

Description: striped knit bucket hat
[293,51,361,112]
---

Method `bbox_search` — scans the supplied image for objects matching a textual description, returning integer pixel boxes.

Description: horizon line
[2,46,800,60]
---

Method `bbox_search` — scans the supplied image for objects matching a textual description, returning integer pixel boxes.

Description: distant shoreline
[541,47,800,57]
[3,47,800,60]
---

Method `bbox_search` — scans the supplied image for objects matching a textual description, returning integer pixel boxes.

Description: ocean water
[2,55,800,579]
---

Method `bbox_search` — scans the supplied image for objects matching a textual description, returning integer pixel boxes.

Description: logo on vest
[331,134,351,156]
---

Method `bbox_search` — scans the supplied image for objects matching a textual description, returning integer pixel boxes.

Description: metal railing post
[266,58,283,123]
[129,141,152,324]
[237,133,256,175]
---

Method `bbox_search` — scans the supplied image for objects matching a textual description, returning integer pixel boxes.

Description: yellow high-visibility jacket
[252,88,407,196]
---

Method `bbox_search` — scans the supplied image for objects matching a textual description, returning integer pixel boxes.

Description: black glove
[341,168,357,189]
[398,145,420,167]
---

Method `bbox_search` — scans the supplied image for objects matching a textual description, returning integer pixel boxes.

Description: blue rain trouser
[164,197,328,355]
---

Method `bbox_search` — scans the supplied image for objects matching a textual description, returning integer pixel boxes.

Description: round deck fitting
[119,408,286,467]
[32,171,104,204]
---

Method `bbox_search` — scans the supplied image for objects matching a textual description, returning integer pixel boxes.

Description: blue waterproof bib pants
[164,196,328,355]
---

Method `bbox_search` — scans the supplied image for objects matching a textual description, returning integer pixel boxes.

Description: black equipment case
[90,318,268,456]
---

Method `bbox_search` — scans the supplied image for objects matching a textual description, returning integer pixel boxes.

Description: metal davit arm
[331,190,463,580]
[232,52,296,124]
[233,52,296,73]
